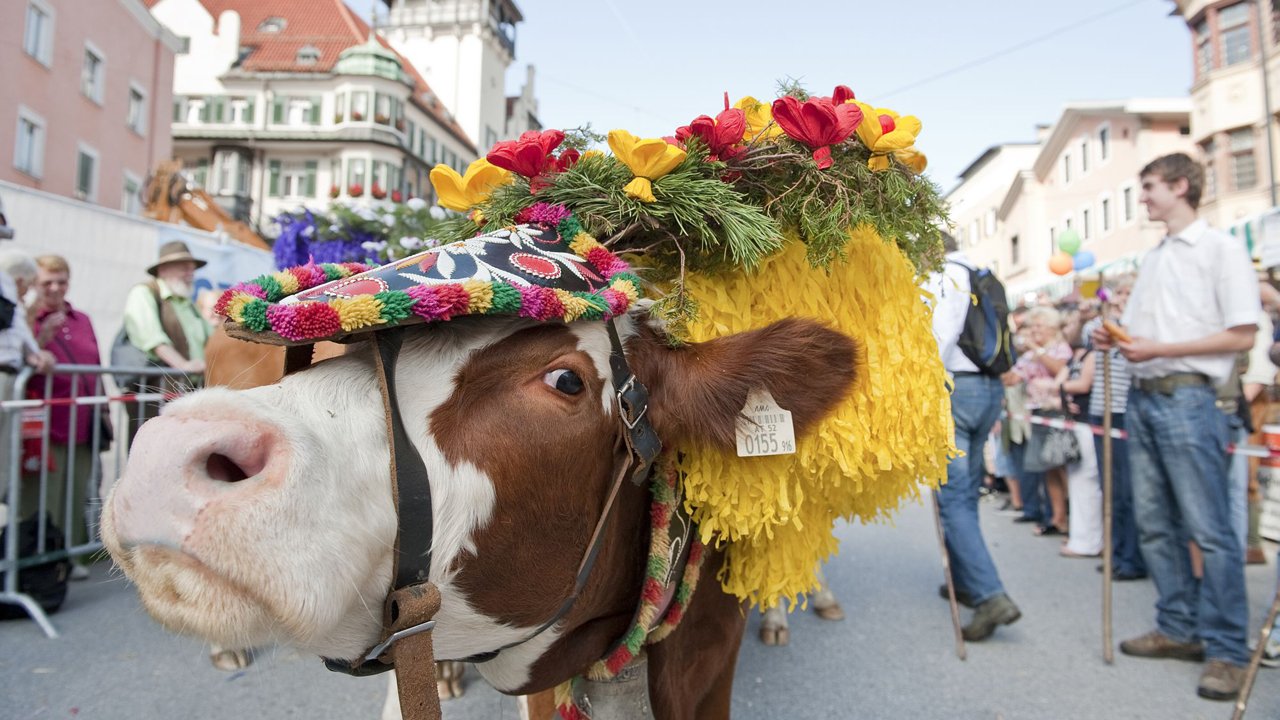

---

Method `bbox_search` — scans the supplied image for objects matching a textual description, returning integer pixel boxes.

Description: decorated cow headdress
[218,82,955,614]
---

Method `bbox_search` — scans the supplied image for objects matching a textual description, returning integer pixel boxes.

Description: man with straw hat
[119,241,211,446]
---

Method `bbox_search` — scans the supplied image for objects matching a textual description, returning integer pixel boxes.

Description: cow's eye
[543,368,584,395]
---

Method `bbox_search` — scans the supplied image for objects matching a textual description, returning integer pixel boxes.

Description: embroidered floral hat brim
[215,211,641,345]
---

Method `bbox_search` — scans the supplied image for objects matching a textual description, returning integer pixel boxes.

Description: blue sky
[346,0,1192,192]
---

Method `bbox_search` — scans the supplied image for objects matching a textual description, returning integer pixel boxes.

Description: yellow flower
[607,129,687,203]
[734,96,783,142]
[853,102,927,173]
[429,158,513,212]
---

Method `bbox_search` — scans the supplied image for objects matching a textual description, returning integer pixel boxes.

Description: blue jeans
[1090,413,1146,576]
[1228,416,1248,554]
[938,373,1007,605]
[1129,386,1249,665]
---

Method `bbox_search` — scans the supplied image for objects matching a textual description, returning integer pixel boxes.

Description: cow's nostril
[206,453,251,483]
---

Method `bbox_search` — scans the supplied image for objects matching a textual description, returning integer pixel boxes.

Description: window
[334,93,346,123]
[374,93,393,125]
[14,109,45,177]
[190,158,208,188]
[1230,128,1257,190]
[1082,208,1092,240]
[258,17,286,33]
[282,161,318,197]
[1195,18,1213,76]
[984,209,996,237]
[330,159,342,194]
[1062,154,1071,184]
[24,1,54,66]
[348,158,366,189]
[82,44,105,103]
[231,97,255,125]
[1080,140,1089,173]
[127,84,147,135]
[1220,3,1252,67]
[1010,235,1020,267]
[1098,125,1110,161]
[426,135,436,164]
[268,160,281,197]
[1101,198,1112,233]
[213,150,249,194]
[485,126,499,150]
[297,45,320,66]
[201,96,228,124]
[351,92,369,122]
[75,144,99,202]
[173,97,186,123]
[1048,227,1056,255]
[122,172,141,214]
[1122,186,1135,222]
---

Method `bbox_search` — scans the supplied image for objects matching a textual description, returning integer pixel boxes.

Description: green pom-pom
[558,215,583,241]
[576,292,609,320]
[258,276,283,302]
[375,291,414,323]
[240,299,270,332]
[489,282,523,314]
[322,264,346,281]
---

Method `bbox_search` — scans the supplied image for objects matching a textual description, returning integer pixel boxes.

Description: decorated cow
[103,84,956,719]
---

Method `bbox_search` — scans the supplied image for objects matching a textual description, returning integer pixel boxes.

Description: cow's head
[102,308,856,692]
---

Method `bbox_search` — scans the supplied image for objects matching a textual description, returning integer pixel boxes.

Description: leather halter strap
[321,319,662,720]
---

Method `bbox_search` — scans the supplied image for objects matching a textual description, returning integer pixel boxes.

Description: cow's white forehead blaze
[103,315,631,685]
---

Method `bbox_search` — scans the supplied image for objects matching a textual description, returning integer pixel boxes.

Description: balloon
[1057,229,1082,256]
[1049,251,1074,275]
[1073,250,1096,271]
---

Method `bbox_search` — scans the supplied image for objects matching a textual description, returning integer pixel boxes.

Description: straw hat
[147,241,207,276]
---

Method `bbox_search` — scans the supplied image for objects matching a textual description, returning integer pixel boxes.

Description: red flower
[371,183,387,200]
[391,189,403,203]
[487,129,566,179]
[831,85,856,105]
[329,184,340,199]
[771,93,862,169]
[676,107,747,162]
[348,183,364,197]
[554,148,581,173]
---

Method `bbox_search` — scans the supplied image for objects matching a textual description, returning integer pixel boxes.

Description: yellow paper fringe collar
[675,228,956,609]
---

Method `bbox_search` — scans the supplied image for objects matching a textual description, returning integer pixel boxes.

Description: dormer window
[297,45,320,66]
[258,17,286,33]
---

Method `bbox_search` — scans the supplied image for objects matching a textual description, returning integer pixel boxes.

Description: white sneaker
[1249,638,1280,668]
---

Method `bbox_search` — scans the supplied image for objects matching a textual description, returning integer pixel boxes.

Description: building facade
[146,0,478,228]
[1172,0,1279,230]
[380,0,539,150]
[1,0,180,214]
[949,100,1195,299]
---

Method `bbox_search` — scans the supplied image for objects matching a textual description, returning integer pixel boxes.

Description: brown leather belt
[1134,372,1210,395]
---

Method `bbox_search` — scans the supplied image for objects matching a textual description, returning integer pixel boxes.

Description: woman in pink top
[25,254,103,566]
[1012,306,1072,537]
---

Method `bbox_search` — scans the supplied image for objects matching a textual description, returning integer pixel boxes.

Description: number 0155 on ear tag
[735,388,796,457]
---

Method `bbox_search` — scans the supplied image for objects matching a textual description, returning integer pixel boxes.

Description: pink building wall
[0,0,176,212]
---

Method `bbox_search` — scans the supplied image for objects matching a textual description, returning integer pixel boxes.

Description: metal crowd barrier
[1,363,193,638]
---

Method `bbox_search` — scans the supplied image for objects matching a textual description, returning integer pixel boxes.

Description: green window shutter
[308,97,322,125]
[173,98,182,123]
[304,161,317,197]
[244,99,255,124]
[211,97,225,123]
[272,96,285,124]
[198,101,210,123]
[268,160,281,197]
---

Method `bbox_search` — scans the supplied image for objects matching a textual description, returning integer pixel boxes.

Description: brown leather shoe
[1197,660,1245,701]
[1119,630,1205,662]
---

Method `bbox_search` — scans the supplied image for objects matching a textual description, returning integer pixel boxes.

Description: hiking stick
[931,488,966,661]
[1101,350,1115,665]
[1233,586,1280,720]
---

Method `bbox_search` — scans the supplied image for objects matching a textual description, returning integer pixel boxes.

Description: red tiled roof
[146,0,475,151]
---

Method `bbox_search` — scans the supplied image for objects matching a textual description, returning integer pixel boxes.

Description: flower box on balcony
[348,183,364,197]
[371,183,387,200]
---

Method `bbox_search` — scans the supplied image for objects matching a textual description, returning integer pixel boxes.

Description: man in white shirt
[925,233,1021,642]
[1093,153,1257,701]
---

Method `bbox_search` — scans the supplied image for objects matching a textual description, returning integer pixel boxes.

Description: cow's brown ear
[627,317,857,450]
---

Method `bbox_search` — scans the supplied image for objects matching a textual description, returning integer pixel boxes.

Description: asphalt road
[6,492,1280,720]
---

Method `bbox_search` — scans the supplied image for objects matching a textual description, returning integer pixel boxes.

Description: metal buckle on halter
[364,619,437,664]
[616,374,649,430]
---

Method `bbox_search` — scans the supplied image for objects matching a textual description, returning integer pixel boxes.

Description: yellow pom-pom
[225,294,253,323]
[463,278,493,313]
[329,295,384,332]
[272,272,300,296]
[553,288,592,322]
[569,232,603,257]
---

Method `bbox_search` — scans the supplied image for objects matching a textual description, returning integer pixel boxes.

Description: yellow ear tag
[735,388,796,458]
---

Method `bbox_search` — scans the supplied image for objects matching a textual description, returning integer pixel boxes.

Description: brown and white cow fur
[102,308,856,719]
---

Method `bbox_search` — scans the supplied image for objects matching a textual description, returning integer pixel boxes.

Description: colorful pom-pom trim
[215,214,642,344]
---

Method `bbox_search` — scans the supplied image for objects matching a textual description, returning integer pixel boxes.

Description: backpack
[948,260,1015,376]
[0,513,71,619]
